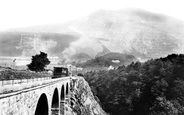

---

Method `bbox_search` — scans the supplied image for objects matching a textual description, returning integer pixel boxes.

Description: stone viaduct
[0,77,71,115]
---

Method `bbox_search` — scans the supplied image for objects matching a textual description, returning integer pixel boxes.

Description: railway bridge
[0,77,71,115]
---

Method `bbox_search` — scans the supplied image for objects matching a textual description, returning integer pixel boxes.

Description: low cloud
[16,36,57,56]
[61,9,184,62]
[62,36,103,62]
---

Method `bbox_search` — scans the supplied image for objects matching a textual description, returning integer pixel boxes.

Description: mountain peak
[96,45,111,58]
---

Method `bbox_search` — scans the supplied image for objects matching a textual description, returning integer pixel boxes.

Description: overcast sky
[0,0,183,31]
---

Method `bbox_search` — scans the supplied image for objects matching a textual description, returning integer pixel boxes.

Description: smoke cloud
[62,36,103,62]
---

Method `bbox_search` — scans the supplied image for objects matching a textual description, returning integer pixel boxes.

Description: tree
[27,52,50,72]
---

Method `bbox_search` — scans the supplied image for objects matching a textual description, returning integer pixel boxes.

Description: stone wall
[0,89,41,115]
[0,78,70,115]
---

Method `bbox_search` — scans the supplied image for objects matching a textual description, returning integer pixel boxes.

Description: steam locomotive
[52,67,69,78]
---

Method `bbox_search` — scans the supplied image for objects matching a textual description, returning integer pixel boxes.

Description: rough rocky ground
[65,77,107,115]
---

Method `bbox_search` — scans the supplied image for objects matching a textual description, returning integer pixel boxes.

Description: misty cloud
[15,35,57,57]
[61,9,184,60]
[62,36,103,62]
[0,32,79,57]
[2,9,184,61]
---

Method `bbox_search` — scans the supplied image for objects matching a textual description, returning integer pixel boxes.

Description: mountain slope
[0,32,79,57]
[6,8,184,60]
[68,9,184,59]
[71,53,92,63]
[79,52,137,68]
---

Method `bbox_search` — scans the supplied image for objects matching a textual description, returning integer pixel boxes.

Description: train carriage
[52,67,69,78]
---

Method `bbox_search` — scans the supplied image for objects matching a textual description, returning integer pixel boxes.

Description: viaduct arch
[0,77,70,115]
[60,85,65,115]
[35,93,49,115]
[51,88,59,115]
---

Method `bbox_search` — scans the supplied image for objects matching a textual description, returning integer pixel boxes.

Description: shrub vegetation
[84,54,184,115]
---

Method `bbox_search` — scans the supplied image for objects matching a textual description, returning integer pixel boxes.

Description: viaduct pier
[0,77,71,115]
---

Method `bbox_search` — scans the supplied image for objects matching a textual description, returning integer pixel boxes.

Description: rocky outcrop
[95,45,111,58]
[69,77,107,115]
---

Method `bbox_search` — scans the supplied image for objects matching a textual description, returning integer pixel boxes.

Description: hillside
[78,52,137,68]
[0,32,79,57]
[71,53,91,63]
[0,66,50,80]
[68,9,184,59]
[84,54,184,115]
[4,8,184,61]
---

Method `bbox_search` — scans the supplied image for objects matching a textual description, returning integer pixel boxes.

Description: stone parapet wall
[0,77,70,115]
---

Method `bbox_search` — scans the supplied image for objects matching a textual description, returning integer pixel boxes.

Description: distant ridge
[78,52,137,68]
[95,45,111,58]
[71,53,92,63]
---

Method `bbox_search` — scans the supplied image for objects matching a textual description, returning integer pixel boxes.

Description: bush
[27,52,50,72]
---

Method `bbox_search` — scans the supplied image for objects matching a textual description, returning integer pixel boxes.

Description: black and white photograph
[0,0,184,115]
